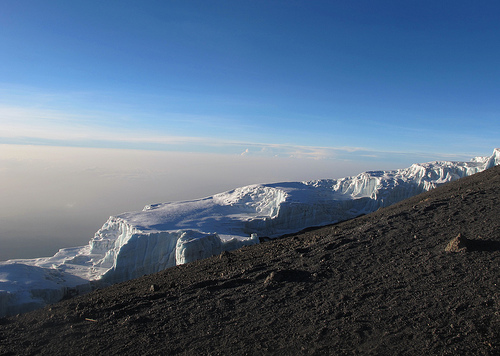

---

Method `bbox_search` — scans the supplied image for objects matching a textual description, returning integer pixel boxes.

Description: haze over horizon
[1,1,499,259]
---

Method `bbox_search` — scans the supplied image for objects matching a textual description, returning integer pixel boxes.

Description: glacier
[1,148,499,317]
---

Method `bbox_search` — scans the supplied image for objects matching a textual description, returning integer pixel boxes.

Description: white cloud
[0,104,370,160]
[0,99,485,166]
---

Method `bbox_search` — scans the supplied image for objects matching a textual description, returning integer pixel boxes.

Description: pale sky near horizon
[1,1,499,259]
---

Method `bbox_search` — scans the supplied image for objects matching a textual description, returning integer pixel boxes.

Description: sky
[1,1,499,260]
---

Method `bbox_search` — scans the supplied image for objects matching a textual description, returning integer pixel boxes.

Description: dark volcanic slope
[1,167,500,356]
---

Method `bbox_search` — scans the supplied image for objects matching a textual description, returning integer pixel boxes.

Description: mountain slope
[1,163,499,355]
[1,149,499,317]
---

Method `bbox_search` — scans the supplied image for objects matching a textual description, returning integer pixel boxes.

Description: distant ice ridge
[1,148,499,317]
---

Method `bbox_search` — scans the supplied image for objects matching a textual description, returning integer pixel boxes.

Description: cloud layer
[0,103,479,164]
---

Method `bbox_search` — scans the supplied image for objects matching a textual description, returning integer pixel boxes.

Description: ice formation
[1,148,499,317]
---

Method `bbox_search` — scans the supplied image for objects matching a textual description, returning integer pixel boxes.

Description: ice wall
[1,148,499,317]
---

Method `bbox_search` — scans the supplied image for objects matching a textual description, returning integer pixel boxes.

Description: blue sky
[1,0,499,162]
[1,1,500,259]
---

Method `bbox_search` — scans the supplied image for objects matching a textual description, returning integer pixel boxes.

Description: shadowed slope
[1,166,499,355]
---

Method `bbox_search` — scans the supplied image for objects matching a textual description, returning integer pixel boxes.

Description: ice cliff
[1,148,499,316]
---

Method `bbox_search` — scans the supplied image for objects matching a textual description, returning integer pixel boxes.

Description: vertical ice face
[175,231,222,266]
[1,149,499,317]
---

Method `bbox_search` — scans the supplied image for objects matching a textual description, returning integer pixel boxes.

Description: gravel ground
[1,165,499,355]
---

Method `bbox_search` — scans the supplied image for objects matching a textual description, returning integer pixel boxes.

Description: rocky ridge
[0,163,499,355]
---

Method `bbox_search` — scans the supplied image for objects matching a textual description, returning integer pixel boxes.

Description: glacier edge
[1,148,499,317]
